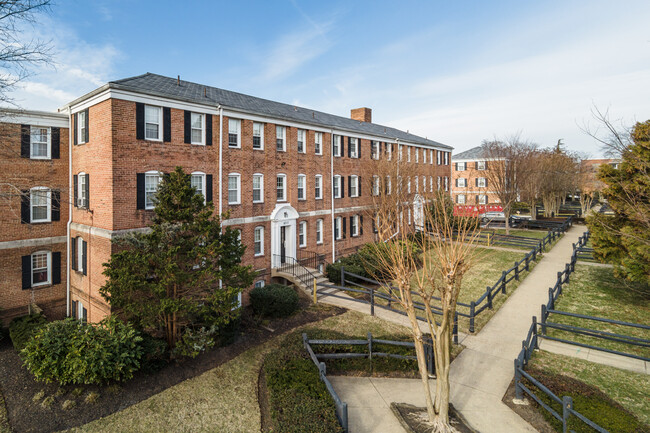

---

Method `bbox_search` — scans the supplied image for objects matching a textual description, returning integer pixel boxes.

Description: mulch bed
[0,300,345,433]
[391,403,477,433]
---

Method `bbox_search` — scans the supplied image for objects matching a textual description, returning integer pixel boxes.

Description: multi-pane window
[253,174,264,203]
[350,175,358,197]
[78,110,87,143]
[477,177,487,188]
[457,162,466,171]
[254,226,264,256]
[77,236,84,271]
[437,151,442,165]
[407,177,412,194]
[373,176,380,196]
[228,119,241,148]
[399,145,403,161]
[253,122,264,150]
[333,135,342,156]
[333,175,342,198]
[314,132,323,155]
[457,194,466,204]
[145,105,161,140]
[299,221,307,247]
[423,149,427,164]
[444,152,449,165]
[430,149,434,165]
[297,174,306,200]
[388,143,392,161]
[415,176,419,193]
[415,148,419,163]
[30,187,50,222]
[191,113,204,144]
[315,175,322,199]
[145,172,161,209]
[254,280,265,288]
[349,137,358,158]
[297,129,306,153]
[191,172,206,202]
[334,216,342,240]
[276,126,286,151]
[228,173,241,204]
[407,146,411,162]
[30,127,50,158]
[444,176,449,191]
[477,161,486,170]
[437,176,441,189]
[31,251,50,287]
[316,219,323,244]
[430,176,434,192]
[423,176,426,193]
[478,194,488,205]
[458,178,467,187]
[372,141,380,160]
[351,215,359,237]
[386,176,392,195]
[276,174,286,201]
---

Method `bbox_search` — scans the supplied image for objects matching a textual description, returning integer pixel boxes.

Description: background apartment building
[451,145,501,207]
[2,73,452,324]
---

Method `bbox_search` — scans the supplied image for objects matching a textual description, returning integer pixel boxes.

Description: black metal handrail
[273,254,320,288]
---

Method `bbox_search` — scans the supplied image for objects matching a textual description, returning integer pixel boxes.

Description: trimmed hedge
[250,284,299,318]
[21,317,144,385]
[8,314,47,351]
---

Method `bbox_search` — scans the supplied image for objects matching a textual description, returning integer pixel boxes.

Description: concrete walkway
[330,225,585,432]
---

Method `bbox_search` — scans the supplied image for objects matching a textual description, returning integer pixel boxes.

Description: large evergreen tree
[101,167,255,347]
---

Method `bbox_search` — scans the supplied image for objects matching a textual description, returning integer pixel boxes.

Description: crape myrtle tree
[101,167,255,348]
[363,155,480,432]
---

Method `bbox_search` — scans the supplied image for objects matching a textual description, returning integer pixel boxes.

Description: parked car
[479,212,530,225]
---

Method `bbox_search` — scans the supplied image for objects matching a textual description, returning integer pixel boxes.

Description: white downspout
[218,105,223,216]
[66,109,72,317]
[330,130,335,262]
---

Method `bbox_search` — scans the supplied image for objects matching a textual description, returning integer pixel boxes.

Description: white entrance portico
[270,203,298,268]
[413,194,424,231]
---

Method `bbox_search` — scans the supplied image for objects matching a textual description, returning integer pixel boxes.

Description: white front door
[270,204,298,268]
[413,195,424,231]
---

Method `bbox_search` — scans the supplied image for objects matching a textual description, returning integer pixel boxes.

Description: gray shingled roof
[71,73,451,150]
[451,145,486,160]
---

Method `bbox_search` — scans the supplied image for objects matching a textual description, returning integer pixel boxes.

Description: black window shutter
[341,136,345,157]
[476,195,480,204]
[52,190,60,221]
[206,114,213,146]
[73,175,78,208]
[484,161,488,170]
[136,103,145,140]
[360,215,364,235]
[21,190,30,223]
[184,110,191,143]
[136,173,145,209]
[71,237,77,271]
[52,127,60,159]
[454,163,458,171]
[73,113,78,145]
[485,179,488,188]
[475,178,478,187]
[84,174,90,208]
[358,177,362,196]
[342,217,347,238]
[341,176,345,198]
[206,174,213,203]
[83,109,89,143]
[53,252,61,284]
[22,255,31,289]
[455,178,459,187]
[82,241,87,276]
[21,125,30,157]
[348,176,351,197]
[347,138,351,157]
[349,216,353,235]
[71,300,77,319]
[163,107,171,142]
[358,139,361,158]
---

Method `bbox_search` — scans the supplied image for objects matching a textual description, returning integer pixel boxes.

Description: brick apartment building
[1,73,452,324]
[451,145,502,206]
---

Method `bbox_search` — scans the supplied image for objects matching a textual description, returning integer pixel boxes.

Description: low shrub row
[250,283,299,318]
[8,314,47,351]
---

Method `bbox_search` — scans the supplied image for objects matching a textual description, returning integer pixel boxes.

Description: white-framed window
[349,137,358,158]
[372,141,380,160]
[415,176,419,193]
[228,118,241,148]
[457,194,466,204]
[333,135,342,157]
[253,122,264,150]
[315,175,323,200]
[373,175,380,196]
[386,176,392,195]
[254,280,265,289]
[398,145,403,161]
[422,176,426,192]
[408,208,412,225]
[429,176,434,192]
[31,250,51,287]
[477,160,486,170]
[333,175,342,198]
[314,132,323,155]
[458,178,467,188]
[30,126,50,159]
[316,219,323,244]
[297,129,306,153]
[478,194,488,205]
[145,171,161,210]
[77,172,87,208]
[299,221,307,247]
[276,125,286,151]
[145,105,162,141]
[253,173,264,203]
[235,228,242,243]
[77,236,84,271]
[423,149,427,164]
[444,152,449,165]
[254,226,264,256]
[228,173,241,204]
[334,216,342,240]
[191,172,206,203]
[30,187,51,223]
[407,177,411,194]
[397,176,403,194]
[437,176,441,190]
[407,146,411,162]
[276,173,286,201]
[457,162,466,171]
[387,143,392,161]
[78,110,87,144]
[415,148,419,163]
[191,113,205,145]
[477,177,487,188]
[297,174,306,201]
[444,176,449,191]
[430,149,434,165]
[350,175,359,197]
[351,215,359,237]
[437,151,442,165]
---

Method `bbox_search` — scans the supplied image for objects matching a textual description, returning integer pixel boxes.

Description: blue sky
[9,0,650,157]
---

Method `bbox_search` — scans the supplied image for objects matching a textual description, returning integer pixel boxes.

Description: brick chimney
[351,107,372,123]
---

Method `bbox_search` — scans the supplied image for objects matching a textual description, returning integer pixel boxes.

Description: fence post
[548,288,554,310]
[342,402,349,432]
[557,272,563,295]
[541,304,547,335]
[303,332,308,349]
[340,266,345,287]
[469,301,475,333]
[533,245,538,261]
[453,312,458,344]
[562,396,573,433]
[565,264,570,283]
[487,232,491,246]
[532,316,538,349]
[367,332,373,361]
[313,278,318,304]
[319,361,327,377]
[525,254,530,272]
[514,262,520,281]
[501,271,507,293]
[487,286,493,309]
[514,358,523,400]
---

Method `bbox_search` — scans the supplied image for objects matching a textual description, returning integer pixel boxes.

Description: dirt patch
[0,303,345,433]
[257,361,272,433]
[391,403,477,433]
[502,378,556,433]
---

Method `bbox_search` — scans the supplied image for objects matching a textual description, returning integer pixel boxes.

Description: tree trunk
[431,315,457,432]
[530,200,537,220]
[504,210,510,235]
[406,307,436,422]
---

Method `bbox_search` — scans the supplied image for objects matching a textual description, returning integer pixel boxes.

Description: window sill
[317,242,323,245]
[253,147,264,151]
[30,156,51,160]
[29,282,53,290]
[253,201,264,204]
[228,145,241,149]
[228,202,241,206]
[254,253,264,257]
[315,197,323,200]
[144,138,162,143]
[30,219,52,224]
[191,142,206,146]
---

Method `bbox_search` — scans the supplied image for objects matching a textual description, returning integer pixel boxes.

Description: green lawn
[0,384,9,433]
[492,229,550,239]
[67,310,415,433]
[546,264,650,358]
[529,351,650,428]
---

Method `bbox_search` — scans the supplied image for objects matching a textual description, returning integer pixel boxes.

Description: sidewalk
[330,225,585,432]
